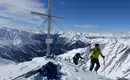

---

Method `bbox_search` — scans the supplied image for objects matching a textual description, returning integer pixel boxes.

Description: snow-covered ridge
[0,57,112,80]
[58,31,130,39]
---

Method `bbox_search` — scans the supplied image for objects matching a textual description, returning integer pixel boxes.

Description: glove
[102,56,105,58]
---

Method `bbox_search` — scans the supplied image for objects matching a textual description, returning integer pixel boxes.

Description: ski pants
[89,58,100,71]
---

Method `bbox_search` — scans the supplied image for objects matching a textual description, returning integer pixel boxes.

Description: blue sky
[0,0,129,32]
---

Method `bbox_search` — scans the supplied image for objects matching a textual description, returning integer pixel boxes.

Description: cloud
[0,0,47,29]
[0,18,12,27]
[74,24,98,28]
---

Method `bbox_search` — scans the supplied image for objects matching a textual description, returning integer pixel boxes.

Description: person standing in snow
[73,53,83,65]
[89,44,105,72]
[73,53,83,72]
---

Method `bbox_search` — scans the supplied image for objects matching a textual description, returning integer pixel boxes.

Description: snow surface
[0,57,112,80]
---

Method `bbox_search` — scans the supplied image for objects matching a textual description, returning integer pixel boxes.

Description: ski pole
[103,58,106,76]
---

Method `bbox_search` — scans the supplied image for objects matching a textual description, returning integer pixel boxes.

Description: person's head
[95,44,99,48]
[77,53,80,55]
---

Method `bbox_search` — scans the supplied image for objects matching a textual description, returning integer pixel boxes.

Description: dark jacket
[73,53,83,65]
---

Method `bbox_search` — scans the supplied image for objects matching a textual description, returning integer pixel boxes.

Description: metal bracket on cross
[45,38,53,44]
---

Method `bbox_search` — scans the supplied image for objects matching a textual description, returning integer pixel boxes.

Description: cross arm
[31,11,64,20]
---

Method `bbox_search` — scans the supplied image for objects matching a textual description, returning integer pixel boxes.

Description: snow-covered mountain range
[0,27,130,79]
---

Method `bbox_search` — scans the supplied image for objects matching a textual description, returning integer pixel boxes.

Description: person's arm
[90,49,94,58]
[99,49,105,58]
[79,55,83,59]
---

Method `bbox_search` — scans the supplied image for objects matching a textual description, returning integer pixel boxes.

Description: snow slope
[0,57,112,80]
[59,38,130,80]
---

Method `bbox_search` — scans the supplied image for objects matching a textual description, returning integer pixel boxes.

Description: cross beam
[31,11,64,20]
[31,0,63,57]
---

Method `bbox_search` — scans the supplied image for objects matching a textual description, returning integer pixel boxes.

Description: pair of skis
[11,65,41,80]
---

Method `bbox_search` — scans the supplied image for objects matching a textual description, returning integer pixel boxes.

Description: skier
[73,53,83,72]
[89,44,105,72]
[73,53,83,65]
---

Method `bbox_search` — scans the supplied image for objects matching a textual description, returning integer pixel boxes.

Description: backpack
[73,54,79,61]
[73,55,77,60]
[39,61,58,79]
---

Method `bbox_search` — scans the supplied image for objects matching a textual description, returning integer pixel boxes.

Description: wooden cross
[31,0,64,57]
